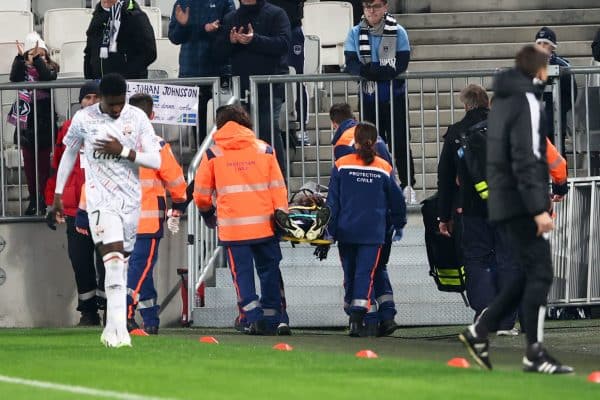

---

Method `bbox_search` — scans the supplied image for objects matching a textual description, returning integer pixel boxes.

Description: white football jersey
[63,103,161,212]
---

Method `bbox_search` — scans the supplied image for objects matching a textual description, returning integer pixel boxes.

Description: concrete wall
[0,220,187,328]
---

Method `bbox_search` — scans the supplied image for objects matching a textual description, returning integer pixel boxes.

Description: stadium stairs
[193,1,600,328]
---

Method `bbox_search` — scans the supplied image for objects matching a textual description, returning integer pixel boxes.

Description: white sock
[103,252,127,333]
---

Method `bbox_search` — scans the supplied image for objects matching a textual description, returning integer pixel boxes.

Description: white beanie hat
[23,32,48,53]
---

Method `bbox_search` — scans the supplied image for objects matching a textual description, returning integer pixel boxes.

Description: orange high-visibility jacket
[546,138,567,189]
[193,121,288,244]
[138,141,187,237]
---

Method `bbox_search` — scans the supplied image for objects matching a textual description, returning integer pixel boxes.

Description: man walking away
[459,46,573,374]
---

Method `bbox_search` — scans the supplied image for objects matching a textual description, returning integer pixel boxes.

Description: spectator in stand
[45,82,106,326]
[437,84,521,336]
[592,28,600,62]
[9,32,59,216]
[344,0,416,204]
[84,0,157,79]
[168,0,235,144]
[215,0,291,175]
[268,0,310,146]
[534,27,576,155]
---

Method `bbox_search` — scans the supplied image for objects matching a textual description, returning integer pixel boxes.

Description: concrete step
[323,92,464,112]
[412,41,593,62]
[408,25,599,45]
[395,9,600,29]
[408,56,593,73]
[308,110,465,130]
[191,301,473,327]
[403,0,600,13]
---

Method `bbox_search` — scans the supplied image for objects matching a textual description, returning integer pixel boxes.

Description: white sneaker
[296,131,311,146]
[403,186,417,205]
[101,326,132,348]
[496,327,519,336]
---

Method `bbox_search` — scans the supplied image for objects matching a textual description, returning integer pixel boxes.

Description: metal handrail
[185,95,240,323]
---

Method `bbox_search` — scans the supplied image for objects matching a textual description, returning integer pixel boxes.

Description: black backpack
[457,119,488,200]
[421,193,469,306]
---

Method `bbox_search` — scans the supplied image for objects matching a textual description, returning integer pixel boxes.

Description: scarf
[100,0,127,59]
[358,13,398,94]
[7,65,49,129]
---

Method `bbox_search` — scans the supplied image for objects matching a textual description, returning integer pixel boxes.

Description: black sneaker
[361,322,378,338]
[523,343,574,374]
[144,326,159,335]
[276,323,292,336]
[305,207,331,241]
[274,209,304,239]
[248,320,267,336]
[234,316,249,333]
[377,319,399,337]
[348,312,364,337]
[127,318,140,332]
[77,312,100,327]
[458,326,492,370]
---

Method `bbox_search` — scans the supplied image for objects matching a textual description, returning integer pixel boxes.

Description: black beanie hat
[79,81,100,103]
[535,27,557,49]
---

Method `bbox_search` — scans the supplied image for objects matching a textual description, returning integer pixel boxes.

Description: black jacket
[437,107,489,222]
[84,0,157,79]
[592,28,600,62]
[487,68,550,223]
[216,0,290,96]
[267,0,304,28]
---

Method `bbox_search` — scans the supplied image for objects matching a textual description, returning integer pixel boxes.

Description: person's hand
[175,4,190,26]
[237,23,254,45]
[15,40,24,56]
[534,212,554,236]
[205,19,220,32]
[551,194,565,202]
[229,27,239,44]
[166,209,181,234]
[392,228,403,242]
[45,208,57,230]
[52,194,66,224]
[202,212,217,229]
[313,245,330,261]
[94,135,124,156]
[439,220,453,237]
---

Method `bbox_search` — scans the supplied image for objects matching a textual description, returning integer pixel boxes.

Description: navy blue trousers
[226,238,283,330]
[338,243,382,323]
[127,237,160,327]
[462,215,522,330]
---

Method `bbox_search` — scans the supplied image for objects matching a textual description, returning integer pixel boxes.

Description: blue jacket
[168,0,235,77]
[331,119,393,166]
[215,0,290,95]
[344,23,410,103]
[326,153,406,244]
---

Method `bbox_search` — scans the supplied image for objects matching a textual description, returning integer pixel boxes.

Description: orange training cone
[588,371,600,383]
[199,336,219,344]
[355,350,378,359]
[447,357,470,368]
[130,329,149,337]
[273,343,294,351]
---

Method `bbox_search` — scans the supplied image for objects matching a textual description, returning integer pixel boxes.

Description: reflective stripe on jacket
[193,121,288,244]
[138,142,187,237]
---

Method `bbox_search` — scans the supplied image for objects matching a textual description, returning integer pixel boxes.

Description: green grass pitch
[0,327,598,399]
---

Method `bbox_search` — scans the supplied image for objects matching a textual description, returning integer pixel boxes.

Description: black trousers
[477,217,554,345]
[65,216,105,313]
[363,96,416,188]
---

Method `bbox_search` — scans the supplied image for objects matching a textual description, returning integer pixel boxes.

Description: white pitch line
[0,374,178,400]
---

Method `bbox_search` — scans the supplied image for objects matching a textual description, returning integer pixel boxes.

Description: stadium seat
[33,0,84,21]
[304,34,320,75]
[302,1,353,68]
[150,38,180,78]
[43,8,93,52]
[59,40,86,76]
[140,6,163,38]
[0,11,34,43]
[0,0,31,12]
[151,0,175,17]
[0,42,17,76]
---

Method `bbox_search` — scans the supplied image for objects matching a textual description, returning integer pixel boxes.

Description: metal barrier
[0,76,221,219]
[549,177,600,305]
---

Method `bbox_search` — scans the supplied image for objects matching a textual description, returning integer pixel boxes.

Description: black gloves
[45,209,57,230]
[313,244,330,261]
